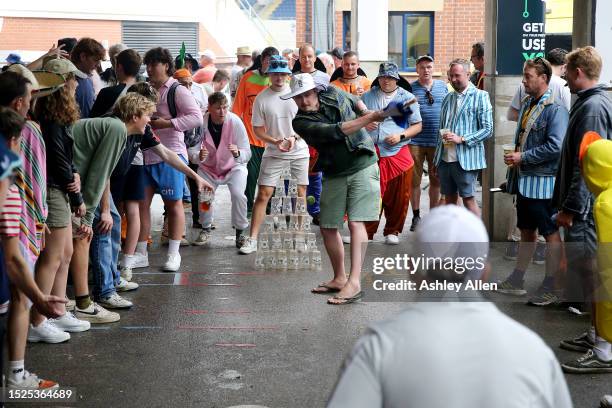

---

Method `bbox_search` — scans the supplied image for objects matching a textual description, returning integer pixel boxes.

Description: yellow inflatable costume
[580,131,612,341]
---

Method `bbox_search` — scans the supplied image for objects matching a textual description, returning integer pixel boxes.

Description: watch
[400,134,406,141]
[461,137,466,144]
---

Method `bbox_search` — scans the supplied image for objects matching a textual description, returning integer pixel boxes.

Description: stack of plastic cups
[255,164,320,271]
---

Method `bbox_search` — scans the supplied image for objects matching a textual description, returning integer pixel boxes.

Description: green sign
[497,0,546,75]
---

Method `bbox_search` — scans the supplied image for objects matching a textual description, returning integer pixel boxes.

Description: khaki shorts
[319,163,380,229]
[258,155,309,187]
[409,145,437,188]
[46,187,71,228]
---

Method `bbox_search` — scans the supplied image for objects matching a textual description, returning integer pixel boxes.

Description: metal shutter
[121,21,199,58]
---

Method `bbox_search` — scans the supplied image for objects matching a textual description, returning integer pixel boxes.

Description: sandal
[327,291,364,305]
[311,282,342,294]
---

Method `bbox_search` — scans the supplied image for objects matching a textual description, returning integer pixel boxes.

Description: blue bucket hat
[6,53,22,65]
[377,62,400,80]
[266,55,292,74]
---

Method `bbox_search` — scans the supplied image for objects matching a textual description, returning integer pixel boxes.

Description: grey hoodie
[552,84,612,218]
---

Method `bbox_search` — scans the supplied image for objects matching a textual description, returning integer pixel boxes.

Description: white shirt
[327,301,572,408]
[191,82,208,113]
[511,74,571,112]
[442,87,468,163]
[251,86,309,159]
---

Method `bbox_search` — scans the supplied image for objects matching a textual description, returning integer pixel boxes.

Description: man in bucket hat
[285,73,384,305]
[239,56,310,254]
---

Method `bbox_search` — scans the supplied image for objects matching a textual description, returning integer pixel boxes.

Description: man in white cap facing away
[286,73,384,305]
[327,205,573,408]
[327,205,572,408]
[193,49,217,84]
[230,46,252,98]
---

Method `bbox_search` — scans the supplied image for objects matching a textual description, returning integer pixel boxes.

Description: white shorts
[257,156,309,187]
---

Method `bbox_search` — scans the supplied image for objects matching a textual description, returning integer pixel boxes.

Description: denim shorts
[144,155,188,201]
[438,161,478,198]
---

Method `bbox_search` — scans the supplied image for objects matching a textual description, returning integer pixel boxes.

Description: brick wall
[296,0,486,72]
[0,17,121,51]
[296,0,308,45]
[434,0,485,72]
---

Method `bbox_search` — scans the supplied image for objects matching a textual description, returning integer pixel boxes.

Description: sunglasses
[425,89,434,105]
[269,60,288,70]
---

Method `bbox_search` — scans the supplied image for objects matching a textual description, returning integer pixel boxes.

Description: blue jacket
[433,83,493,171]
[514,89,569,176]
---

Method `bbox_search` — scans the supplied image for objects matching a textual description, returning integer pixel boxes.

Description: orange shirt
[231,70,270,147]
[193,65,217,84]
[330,76,372,95]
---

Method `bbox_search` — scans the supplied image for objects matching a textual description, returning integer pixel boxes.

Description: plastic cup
[277,250,288,270]
[199,189,214,212]
[255,251,266,269]
[282,197,293,214]
[503,144,516,166]
[271,197,283,215]
[263,215,275,232]
[258,233,270,250]
[271,233,283,250]
[295,197,307,214]
[311,250,322,271]
[440,128,452,146]
[288,250,299,270]
[283,232,294,250]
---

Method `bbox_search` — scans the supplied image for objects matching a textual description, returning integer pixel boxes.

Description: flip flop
[311,283,342,294]
[327,291,364,305]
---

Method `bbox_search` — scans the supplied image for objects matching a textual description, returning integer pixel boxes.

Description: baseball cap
[280,73,316,100]
[415,205,489,280]
[201,49,216,60]
[266,55,291,74]
[416,55,434,64]
[43,58,88,79]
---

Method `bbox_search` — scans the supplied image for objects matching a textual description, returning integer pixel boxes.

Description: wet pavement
[22,186,610,408]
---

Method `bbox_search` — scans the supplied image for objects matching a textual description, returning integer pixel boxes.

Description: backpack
[167,82,203,148]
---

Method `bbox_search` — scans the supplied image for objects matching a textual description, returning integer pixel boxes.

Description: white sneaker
[98,293,133,309]
[116,277,139,292]
[27,320,71,343]
[180,236,190,246]
[49,312,90,333]
[342,236,372,244]
[192,229,211,246]
[239,237,258,254]
[8,370,59,389]
[74,302,120,323]
[385,234,399,245]
[163,253,181,272]
[66,298,76,312]
[120,265,133,281]
[131,252,149,269]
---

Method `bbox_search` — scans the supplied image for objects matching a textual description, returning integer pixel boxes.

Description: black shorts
[111,165,145,204]
[516,194,557,236]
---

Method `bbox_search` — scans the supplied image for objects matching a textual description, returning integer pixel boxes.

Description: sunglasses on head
[425,89,434,105]
[269,60,288,70]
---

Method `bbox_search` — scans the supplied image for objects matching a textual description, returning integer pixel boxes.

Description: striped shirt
[16,121,47,262]
[410,80,449,147]
[518,176,555,199]
[0,185,22,237]
[434,83,493,171]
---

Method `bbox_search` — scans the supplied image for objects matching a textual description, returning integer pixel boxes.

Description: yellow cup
[440,128,451,146]
[502,144,516,166]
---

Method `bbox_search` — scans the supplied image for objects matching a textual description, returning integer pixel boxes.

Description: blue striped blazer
[433,83,493,170]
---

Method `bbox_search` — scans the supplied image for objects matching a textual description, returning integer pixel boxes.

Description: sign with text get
[497,0,546,75]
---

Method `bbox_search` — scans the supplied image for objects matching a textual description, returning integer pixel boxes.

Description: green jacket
[292,86,376,177]
[72,117,127,226]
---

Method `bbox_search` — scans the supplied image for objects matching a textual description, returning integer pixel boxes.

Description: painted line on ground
[215,343,256,348]
[121,326,163,330]
[176,326,279,331]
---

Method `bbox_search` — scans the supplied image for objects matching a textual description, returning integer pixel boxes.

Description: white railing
[235,0,279,47]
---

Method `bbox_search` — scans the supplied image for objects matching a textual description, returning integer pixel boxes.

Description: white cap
[201,49,216,60]
[280,73,316,100]
[415,205,489,279]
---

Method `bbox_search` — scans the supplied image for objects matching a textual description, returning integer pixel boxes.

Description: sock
[236,229,243,240]
[508,268,526,285]
[593,337,612,361]
[168,239,181,255]
[541,276,555,290]
[413,209,420,218]
[136,241,147,255]
[76,294,92,310]
[9,360,25,382]
[123,254,135,268]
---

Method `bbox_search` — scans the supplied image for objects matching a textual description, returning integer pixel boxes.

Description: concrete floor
[22,186,610,408]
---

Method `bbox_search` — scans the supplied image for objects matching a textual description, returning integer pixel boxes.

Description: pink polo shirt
[144,77,203,165]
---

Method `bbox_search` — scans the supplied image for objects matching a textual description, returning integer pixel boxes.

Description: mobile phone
[489,188,503,193]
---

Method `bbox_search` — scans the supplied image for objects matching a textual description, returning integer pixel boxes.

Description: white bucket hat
[280,73,316,100]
